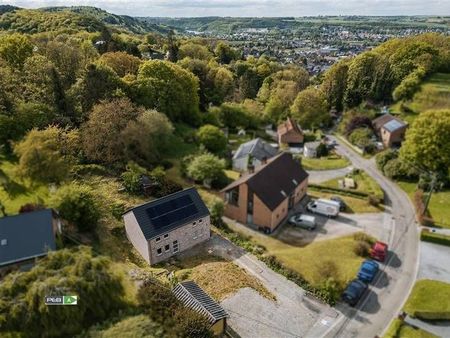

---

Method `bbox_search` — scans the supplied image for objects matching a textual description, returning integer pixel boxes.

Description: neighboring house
[277,117,304,146]
[222,152,309,233]
[372,114,408,148]
[0,209,60,274]
[123,188,210,265]
[173,280,228,336]
[304,141,321,158]
[232,138,278,172]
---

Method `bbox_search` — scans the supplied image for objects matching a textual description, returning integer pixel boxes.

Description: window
[173,240,179,253]
[165,244,170,252]
[173,240,178,245]
[157,248,162,256]
[163,234,169,239]
[193,221,197,227]
[227,187,239,206]
[199,219,203,223]
[155,237,161,243]
[193,230,198,240]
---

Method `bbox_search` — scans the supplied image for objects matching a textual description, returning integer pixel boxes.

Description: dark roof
[0,209,56,267]
[124,188,210,240]
[172,281,228,324]
[233,138,278,161]
[222,152,309,211]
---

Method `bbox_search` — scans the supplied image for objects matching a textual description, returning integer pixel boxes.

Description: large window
[173,240,179,253]
[165,244,170,252]
[227,187,239,206]
[157,248,162,256]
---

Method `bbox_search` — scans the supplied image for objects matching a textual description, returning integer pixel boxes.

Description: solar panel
[146,194,198,229]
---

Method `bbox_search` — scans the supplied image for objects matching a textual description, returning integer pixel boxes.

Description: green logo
[63,295,78,305]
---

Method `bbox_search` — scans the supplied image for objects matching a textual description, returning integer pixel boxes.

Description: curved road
[323,136,420,338]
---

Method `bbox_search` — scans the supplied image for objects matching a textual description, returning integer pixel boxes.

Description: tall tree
[290,87,330,129]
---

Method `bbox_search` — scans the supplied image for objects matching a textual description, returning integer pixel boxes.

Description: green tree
[214,41,237,64]
[0,33,33,68]
[290,87,330,129]
[98,51,142,77]
[186,153,226,183]
[348,128,374,150]
[52,183,101,232]
[196,124,227,154]
[179,42,213,61]
[14,126,79,183]
[321,61,349,112]
[399,109,450,172]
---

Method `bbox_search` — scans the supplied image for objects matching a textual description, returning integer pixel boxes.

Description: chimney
[248,164,255,174]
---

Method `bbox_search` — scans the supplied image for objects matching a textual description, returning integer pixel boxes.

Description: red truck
[370,241,388,262]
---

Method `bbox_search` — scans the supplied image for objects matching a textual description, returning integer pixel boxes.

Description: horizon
[2,1,450,17]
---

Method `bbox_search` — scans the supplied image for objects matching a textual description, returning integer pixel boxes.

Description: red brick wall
[223,183,248,224]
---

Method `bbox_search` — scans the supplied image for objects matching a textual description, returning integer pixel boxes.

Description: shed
[173,281,228,336]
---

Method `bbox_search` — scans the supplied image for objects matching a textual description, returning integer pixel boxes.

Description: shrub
[138,279,179,322]
[353,232,375,244]
[172,307,213,338]
[207,197,224,226]
[52,183,101,232]
[186,153,226,184]
[196,124,227,154]
[375,149,397,171]
[368,194,380,206]
[19,203,45,213]
[316,143,329,157]
[421,230,450,247]
[354,240,371,257]
[121,161,148,194]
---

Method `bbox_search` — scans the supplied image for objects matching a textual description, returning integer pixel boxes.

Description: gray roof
[124,188,210,240]
[0,209,56,267]
[233,138,278,161]
[172,281,228,324]
[383,119,406,133]
[304,141,321,150]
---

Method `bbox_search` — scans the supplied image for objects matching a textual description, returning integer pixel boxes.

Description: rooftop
[124,188,210,240]
[233,138,278,161]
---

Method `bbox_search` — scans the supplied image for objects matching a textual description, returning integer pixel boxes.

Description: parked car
[357,260,379,283]
[330,196,346,211]
[370,241,388,262]
[342,279,368,306]
[307,199,340,217]
[288,213,316,230]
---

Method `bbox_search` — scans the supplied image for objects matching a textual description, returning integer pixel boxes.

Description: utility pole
[423,173,437,216]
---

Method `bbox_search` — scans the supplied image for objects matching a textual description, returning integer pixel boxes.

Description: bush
[186,153,226,184]
[18,203,45,213]
[52,184,101,232]
[172,307,213,338]
[207,197,224,226]
[316,143,329,157]
[121,161,148,194]
[421,230,450,247]
[375,149,397,171]
[353,240,371,257]
[367,194,380,206]
[413,190,435,226]
[196,124,227,154]
[138,279,179,322]
[353,232,375,244]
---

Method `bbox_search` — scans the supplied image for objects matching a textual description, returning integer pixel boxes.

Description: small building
[0,209,60,275]
[232,138,278,172]
[372,114,408,148]
[123,188,210,265]
[303,141,321,158]
[222,152,309,233]
[277,117,304,146]
[173,280,228,336]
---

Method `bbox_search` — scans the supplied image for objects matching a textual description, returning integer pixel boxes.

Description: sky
[1,0,449,17]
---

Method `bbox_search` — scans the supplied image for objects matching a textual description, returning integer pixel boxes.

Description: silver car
[288,213,316,230]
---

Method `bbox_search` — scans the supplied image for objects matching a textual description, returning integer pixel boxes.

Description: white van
[307,199,340,217]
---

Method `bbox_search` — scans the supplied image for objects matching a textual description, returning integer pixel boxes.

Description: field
[226,221,365,288]
[301,153,350,171]
[390,73,450,124]
[403,279,450,320]
[319,170,384,198]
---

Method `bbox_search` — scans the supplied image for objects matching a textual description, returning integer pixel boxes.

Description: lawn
[403,279,450,320]
[390,73,450,124]
[384,319,437,338]
[226,221,366,288]
[301,153,350,171]
[308,190,383,213]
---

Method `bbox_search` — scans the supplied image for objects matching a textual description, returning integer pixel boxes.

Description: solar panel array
[147,195,199,229]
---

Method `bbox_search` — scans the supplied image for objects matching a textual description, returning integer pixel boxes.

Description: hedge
[420,230,450,247]
[309,183,369,198]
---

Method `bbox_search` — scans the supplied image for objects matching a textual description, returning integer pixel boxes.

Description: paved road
[323,136,420,338]
[307,166,353,184]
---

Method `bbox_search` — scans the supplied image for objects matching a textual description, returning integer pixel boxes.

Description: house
[372,114,408,148]
[0,209,60,274]
[232,138,278,172]
[277,117,304,146]
[123,188,210,265]
[173,281,228,336]
[222,152,309,233]
[303,141,321,158]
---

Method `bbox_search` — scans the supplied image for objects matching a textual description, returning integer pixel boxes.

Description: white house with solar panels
[123,187,210,265]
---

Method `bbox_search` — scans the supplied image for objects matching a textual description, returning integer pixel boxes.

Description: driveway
[323,135,420,338]
[418,241,450,283]
[205,235,340,338]
[307,166,353,184]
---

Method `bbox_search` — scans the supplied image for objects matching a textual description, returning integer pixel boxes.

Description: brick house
[277,117,304,146]
[123,188,210,265]
[372,114,408,148]
[222,152,309,233]
[0,209,61,276]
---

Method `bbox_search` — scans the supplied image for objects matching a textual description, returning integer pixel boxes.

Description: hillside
[0,6,169,35]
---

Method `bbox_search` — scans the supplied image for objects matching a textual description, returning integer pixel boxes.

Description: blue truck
[357,259,379,283]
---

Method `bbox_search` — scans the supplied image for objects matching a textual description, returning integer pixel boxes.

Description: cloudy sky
[1,0,449,17]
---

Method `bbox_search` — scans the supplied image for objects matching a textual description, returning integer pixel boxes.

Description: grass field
[308,190,383,213]
[301,153,350,171]
[226,221,365,288]
[384,319,437,338]
[390,73,450,124]
[403,279,450,320]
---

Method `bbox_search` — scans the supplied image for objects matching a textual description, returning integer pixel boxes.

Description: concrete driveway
[307,166,353,184]
[418,241,450,283]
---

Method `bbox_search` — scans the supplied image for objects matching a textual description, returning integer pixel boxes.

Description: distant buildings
[222,152,308,233]
[123,188,210,265]
[277,117,304,147]
[0,209,60,275]
[232,138,278,172]
[372,114,408,148]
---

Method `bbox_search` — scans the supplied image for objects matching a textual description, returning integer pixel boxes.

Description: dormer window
[292,179,298,185]
[280,190,287,198]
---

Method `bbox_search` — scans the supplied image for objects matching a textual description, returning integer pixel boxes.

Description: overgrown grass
[301,153,350,171]
[308,190,383,213]
[403,279,450,320]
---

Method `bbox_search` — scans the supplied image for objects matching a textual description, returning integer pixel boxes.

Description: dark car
[357,260,379,283]
[330,196,346,211]
[342,279,368,306]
